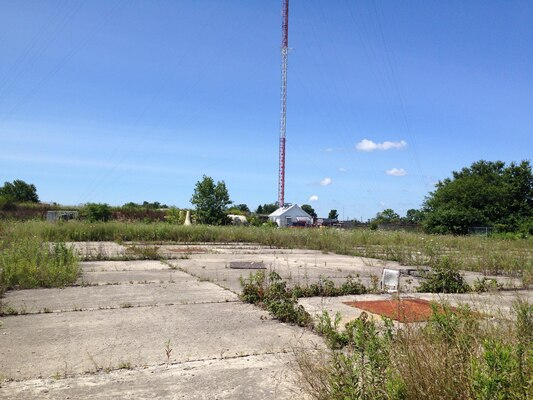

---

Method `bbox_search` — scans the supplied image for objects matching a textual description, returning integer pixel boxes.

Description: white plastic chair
[380,269,400,293]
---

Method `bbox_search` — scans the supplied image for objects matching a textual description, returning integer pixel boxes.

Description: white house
[268,204,313,227]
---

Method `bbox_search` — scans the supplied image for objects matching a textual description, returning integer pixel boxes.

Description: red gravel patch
[343,299,455,323]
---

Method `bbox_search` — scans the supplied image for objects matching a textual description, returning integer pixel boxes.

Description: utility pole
[277,0,289,207]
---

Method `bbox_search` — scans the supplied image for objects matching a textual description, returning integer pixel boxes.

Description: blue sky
[1,0,531,220]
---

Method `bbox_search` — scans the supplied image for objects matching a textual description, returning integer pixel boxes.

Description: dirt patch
[343,298,456,323]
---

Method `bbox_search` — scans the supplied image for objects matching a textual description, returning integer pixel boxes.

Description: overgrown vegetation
[3,221,531,277]
[417,256,471,293]
[0,237,79,293]
[296,301,533,400]
[240,271,366,326]
[240,271,312,326]
[240,271,367,304]
[81,203,112,222]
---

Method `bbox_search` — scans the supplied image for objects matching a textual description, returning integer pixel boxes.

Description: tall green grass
[2,220,531,275]
[0,236,79,291]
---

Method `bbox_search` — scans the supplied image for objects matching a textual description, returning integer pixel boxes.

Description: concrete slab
[170,251,418,294]
[417,290,533,316]
[2,275,237,314]
[299,294,395,327]
[299,290,533,327]
[75,245,521,291]
[79,270,182,285]
[0,353,303,400]
[0,302,318,381]
[67,242,127,259]
[167,248,522,295]
[81,260,169,272]
[79,260,183,285]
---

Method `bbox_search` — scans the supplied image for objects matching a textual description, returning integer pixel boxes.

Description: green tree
[404,209,424,224]
[82,203,111,222]
[301,204,317,218]
[164,207,186,224]
[122,202,140,210]
[423,160,533,234]
[142,201,168,209]
[328,209,339,220]
[0,179,39,202]
[374,209,401,224]
[256,203,278,214]
[190,175,232,225]
[228,203,250,215]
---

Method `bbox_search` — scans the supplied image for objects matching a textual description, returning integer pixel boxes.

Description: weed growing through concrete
[164,339,173,365]
[240,271,311,327]
[0,304,19,316]
[418,256,471,293]
[294,300,533,400]
[240,271,367,305]
[86,351,101,372]
[117,360,133,370]
[472,277,503,292]
[125,245,160,260]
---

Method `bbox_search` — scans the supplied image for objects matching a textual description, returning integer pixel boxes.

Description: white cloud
[309,195,319,201]
[320,177,332,186]
[385,168,407,176]
[339,167,347,172]
[356,139,407,152]
[324,147,333,152]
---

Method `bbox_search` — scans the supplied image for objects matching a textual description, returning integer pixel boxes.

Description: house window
[285,217,292,226]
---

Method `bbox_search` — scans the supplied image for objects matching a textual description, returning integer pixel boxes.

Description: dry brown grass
[293,301,532,400]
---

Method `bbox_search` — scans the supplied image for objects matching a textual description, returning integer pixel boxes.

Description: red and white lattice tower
[277,0,289,208]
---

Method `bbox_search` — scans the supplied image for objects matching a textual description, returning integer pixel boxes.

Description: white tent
[268,204,313,227]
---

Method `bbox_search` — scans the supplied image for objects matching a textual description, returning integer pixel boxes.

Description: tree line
[1,159,531,235]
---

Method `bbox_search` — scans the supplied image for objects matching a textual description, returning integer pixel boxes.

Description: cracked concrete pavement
[1,243,530,399]
[1,248,322,399]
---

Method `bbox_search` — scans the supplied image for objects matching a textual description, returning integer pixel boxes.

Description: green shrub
[164,208,186,224]
[239,271,311,327]
[315,311,349,349]
[0,195,16,211]
[292,276,367,298]
[312,312,396,400]
[263,272,311,326]
[418,256,471,293]
[472,277,502,293]
[239,271,265,304]
[470,302,532,399]
[472,340,520,399]
[81,203,111,222]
